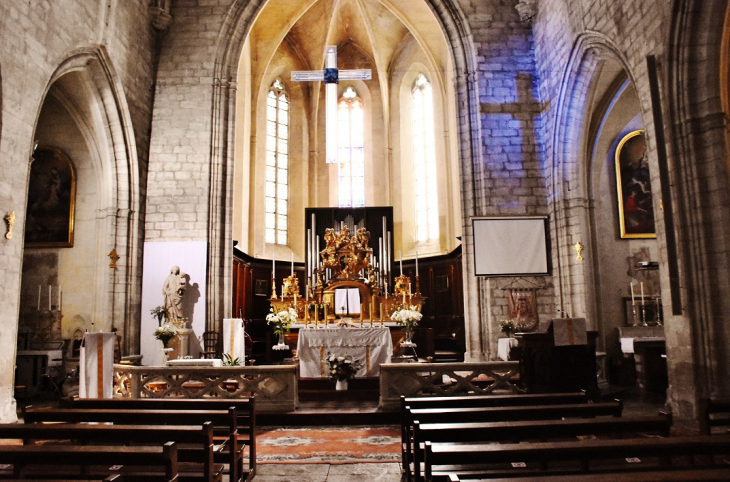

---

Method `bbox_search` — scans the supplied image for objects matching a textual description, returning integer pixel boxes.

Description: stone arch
[548,32,644,322]
[664,0,730,414]
[205,0,482,360]
[31,45,142,354]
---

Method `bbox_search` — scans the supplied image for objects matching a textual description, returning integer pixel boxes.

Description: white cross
[292,46,371,164]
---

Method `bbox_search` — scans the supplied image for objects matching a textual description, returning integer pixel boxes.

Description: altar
[297,327,393,378]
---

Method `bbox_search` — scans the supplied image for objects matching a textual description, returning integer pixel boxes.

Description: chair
[200,331,219,359]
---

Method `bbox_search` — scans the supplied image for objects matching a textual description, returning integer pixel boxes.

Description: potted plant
[151,306,167,327]
[500,319,516,338]
[326,353,362,390]
[154,324,178,348]
[266,307,297,350]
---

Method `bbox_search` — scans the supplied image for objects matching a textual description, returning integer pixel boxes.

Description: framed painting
[25,147,76,247]
[615,130,656,238]
[255,279,269,297]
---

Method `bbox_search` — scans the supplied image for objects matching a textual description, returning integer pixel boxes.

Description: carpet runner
[256,425,401,463]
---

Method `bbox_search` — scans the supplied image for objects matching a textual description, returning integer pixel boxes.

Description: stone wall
[0,0,156,422]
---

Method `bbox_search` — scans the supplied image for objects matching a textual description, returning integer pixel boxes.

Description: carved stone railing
[379,361,523,411]
[113,365,298,413]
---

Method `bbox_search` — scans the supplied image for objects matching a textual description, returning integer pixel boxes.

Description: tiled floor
[253,462,402,482]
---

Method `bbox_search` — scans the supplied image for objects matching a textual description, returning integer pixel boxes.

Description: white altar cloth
[497,337,519,361]
[297,327,392,378]
[79,332,115,399]
[222,318,245,362]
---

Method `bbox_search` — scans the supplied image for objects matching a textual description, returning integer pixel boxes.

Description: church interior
[2,0,730,478]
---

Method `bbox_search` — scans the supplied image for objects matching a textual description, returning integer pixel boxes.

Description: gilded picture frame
[615,130,656,238]
[24,147,76,247]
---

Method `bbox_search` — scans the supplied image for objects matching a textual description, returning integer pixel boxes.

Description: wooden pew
[699,398,730,435]
[399,392,589,479]
[0,441,178,481]
[0,422,222,482]
[402,399,622,481]
[62,396,256,480]
[446,467,730,481]
[409,414,671,482]
[23,406,242,482]
[423,434,730,482]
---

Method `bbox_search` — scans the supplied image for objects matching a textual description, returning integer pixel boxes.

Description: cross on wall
[291,45,372,164]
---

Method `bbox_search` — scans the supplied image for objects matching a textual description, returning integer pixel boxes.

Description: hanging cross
[292,46,371,164]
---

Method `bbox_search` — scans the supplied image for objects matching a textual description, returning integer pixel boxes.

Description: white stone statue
[163,265,186,324]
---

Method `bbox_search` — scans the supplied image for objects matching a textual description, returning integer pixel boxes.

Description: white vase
[336,379,348,391]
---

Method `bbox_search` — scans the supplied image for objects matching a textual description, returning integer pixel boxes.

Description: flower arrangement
[150,306,167,327]
[390,306,423,329]
[154,324,178,347]
[266,307,298,335]
[326,353,362,382]
[500,319,516,337]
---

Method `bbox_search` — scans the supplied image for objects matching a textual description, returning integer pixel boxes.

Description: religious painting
[24,147,76,247]
[255,279,269,297]
[435,275,450,293]
[507,288,539,331]
[615,130,656,238]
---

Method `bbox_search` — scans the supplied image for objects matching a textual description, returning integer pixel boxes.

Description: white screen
[472,217,550,276]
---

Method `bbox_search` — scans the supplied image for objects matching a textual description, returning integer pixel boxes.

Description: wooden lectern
[517,318,600,399]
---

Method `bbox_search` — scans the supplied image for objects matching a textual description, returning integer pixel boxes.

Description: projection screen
[472,216,551,277]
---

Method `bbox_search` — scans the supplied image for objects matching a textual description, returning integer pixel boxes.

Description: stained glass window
[337,86,365,207]
[412,74,438,243]
[265,80,289,245]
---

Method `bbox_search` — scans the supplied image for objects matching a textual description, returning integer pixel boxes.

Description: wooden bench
[23,406,242,482]
[699,398,730,435]
[423,434,730,482]
[399,392,589,478]
[446,467,730,481]
[408,414,671,482]
[0,422,222,482]
[0,441,178,481]
[402,399,622,481]
[62,396,256,480]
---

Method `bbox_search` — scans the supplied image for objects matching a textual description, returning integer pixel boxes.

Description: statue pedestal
[169,328,193,360]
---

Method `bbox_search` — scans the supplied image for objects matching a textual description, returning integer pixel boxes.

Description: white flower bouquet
[154,324,178,347]
[326,353,362,382]
[390,306,423,329]
[266,307,297,336]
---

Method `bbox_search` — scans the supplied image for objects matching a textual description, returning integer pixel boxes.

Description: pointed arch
[34,45,143,354]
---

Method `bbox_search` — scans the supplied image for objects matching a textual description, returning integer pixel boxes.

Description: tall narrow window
[265,79,289,245]
[337,86,365,207]
[412,74,438,242]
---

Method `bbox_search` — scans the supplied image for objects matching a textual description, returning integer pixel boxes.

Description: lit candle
[272,254,275,277]
[640,282,645,306]
[630,282,635,305]
[385,282,388,299]
[306,283,309,301]
[403,290,406,305]
[37,285,41,312]
[408,282,412,295]
[415,251,419,277]
[400,250,403,276]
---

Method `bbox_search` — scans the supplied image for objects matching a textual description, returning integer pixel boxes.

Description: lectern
[518,318,599,398]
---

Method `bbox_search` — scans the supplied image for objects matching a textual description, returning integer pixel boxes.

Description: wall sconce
[573,241,584,261]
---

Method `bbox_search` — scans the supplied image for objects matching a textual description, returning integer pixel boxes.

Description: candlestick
[640,282,645,306]
[402,291,406,306]
[415,251,419,277]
